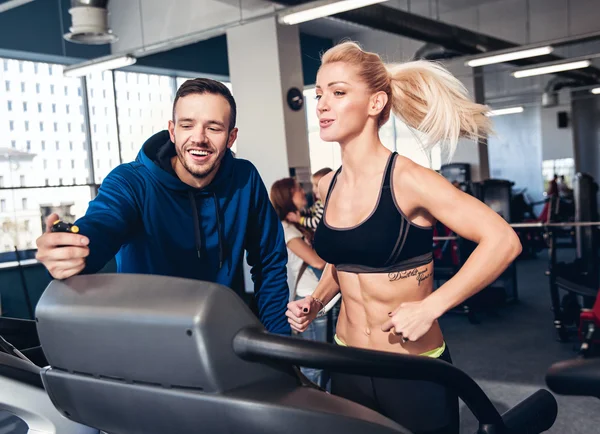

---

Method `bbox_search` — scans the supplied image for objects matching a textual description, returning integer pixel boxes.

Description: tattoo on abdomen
[388,268,433,286]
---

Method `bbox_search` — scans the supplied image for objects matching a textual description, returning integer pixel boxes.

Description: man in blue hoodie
[35,78,290,335]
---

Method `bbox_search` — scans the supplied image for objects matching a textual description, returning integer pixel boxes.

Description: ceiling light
[279,0,389,25]
[466,46,553,67]
[63,55,136,78]
[592,87,600,94]
[488,107,524,116]
[513,60,591,78]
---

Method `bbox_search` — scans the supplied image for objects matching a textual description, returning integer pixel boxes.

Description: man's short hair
[173,78,237,132]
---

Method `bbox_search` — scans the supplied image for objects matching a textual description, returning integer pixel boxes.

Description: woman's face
[292,183,307,210]
[315,62,373,144]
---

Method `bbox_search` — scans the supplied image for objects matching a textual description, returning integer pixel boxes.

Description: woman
[270,178,328,387]
[285,42,522,434]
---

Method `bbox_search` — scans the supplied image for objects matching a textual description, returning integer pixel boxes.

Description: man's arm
[75,165,142,274]
[245,169,291,335]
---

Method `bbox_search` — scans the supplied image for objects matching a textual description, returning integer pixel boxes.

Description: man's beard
[176,144,224,179]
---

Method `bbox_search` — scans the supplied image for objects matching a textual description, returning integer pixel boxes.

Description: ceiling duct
[63,0,117,45]
[542,77,579,107]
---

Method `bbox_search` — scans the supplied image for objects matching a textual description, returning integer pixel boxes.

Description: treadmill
[2,274,559,434]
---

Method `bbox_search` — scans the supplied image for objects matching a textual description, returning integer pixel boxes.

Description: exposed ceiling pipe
[542,77,580,107]
[413,43,462,61]
[274,0,600,85]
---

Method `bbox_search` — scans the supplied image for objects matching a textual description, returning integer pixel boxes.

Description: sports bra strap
[383,152,398,188]
[324,166,342,203]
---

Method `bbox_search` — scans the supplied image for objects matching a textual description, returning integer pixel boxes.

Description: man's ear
[227,128,238,149]
[168,120,176,143]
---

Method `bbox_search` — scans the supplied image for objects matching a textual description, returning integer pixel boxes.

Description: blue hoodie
[75,130,291,335]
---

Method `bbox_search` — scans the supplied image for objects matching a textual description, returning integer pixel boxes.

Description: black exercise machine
[547,173,599,341]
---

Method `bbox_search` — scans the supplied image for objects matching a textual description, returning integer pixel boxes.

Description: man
[35,78,290,334]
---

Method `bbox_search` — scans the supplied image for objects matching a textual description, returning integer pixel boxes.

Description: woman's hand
[286,211,301,223]
[286,296,321,333]
[381,300,439,343]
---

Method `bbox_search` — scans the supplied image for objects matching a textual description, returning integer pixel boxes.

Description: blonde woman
[286,42,522,433]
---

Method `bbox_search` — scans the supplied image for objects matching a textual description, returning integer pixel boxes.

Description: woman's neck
[338,129,390,184]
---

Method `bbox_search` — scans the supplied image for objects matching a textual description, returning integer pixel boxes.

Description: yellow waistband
[334,334,446,359]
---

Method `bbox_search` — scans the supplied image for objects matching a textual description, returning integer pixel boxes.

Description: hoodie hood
[136,130,232,267]
[136,130,235,193]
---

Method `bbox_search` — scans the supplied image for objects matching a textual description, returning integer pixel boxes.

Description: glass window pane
[86,71,120,183]
[0,186,93,254]
[0,54,91,252]
[115,71,175,163]
[0,55,93,209]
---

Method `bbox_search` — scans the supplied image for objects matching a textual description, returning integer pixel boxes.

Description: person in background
[270,177,328,387]
[287,168,333,231]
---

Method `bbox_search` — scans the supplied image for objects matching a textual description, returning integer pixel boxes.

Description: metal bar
[111,70,123,165]
[512,222,600,228]
[434,236,458,241]
[13,247,34,320]
[80,76,98,198]
[0,0,35,14]
[0,184,101,191]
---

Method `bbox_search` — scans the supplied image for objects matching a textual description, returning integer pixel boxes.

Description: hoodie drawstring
[188,191,225,269]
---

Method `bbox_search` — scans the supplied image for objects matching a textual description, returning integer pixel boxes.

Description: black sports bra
[313,152,433,274]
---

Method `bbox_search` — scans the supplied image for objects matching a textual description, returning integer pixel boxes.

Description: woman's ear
[368,91,389,116]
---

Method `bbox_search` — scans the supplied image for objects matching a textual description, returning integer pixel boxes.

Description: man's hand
[35,213,90,280]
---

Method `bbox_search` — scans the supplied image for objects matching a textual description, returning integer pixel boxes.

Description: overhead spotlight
[488,107,524,117]
[592,87,600,94]
[513,60,591,78]
[63,55,136,78]
[466,46,553,67]
[279,0,390,25]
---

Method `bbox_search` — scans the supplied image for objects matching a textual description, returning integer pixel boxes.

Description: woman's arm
[402,162,522,318]
[311,263,341,306]
[383,161,521,341]
[287,238,326,270]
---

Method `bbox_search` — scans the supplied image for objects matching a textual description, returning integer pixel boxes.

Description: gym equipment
[440,163,471,185]
[0,347,99,434]
[547,174,599,342]
[579,288,600,357]
[546,356,600,400]
[27,274,557,434]
[546,294,600,399]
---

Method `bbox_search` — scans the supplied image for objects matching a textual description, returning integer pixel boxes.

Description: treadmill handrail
[233,328,505,428]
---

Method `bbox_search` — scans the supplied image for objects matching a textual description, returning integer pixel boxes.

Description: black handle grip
[500,389,557,434]
[546,357,600,398]
[50,221,79,234]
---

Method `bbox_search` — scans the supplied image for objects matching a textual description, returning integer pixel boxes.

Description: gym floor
[0,248,596,434]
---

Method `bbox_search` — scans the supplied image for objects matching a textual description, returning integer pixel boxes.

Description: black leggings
[331,344,459,434]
